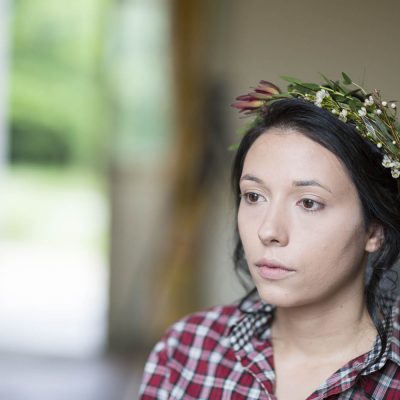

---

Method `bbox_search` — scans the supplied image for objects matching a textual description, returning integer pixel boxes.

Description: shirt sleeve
[138,335,173,399]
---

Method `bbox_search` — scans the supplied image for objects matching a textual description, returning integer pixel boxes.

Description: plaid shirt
[139,296,400,399]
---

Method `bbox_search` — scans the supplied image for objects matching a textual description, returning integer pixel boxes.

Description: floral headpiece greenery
[232,73,400,179]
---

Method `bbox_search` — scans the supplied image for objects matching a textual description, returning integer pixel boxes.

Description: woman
[139,74,400,399]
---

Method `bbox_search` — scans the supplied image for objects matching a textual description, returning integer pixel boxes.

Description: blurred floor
[0,352,145,400]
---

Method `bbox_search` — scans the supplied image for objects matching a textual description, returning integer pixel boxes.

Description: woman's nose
[257,203,289,246]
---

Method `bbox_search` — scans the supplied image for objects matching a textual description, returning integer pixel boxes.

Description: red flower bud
[231,80,281,115]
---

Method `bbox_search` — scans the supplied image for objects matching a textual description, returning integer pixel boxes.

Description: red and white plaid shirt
[139,296,400,399]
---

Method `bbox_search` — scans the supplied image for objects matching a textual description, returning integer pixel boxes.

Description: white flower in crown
[314,89,329,107]
[339,109,348,122]
[316,89,329,100]
[364,96,374,106]
[392,169,400,178]
[358,107,367,117]
[382,155,394,168]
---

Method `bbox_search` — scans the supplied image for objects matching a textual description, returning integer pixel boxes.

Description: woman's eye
[299,198,324,212]
[241,192,265,204]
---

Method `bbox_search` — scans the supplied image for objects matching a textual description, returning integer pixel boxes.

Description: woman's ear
[365,222,384,253]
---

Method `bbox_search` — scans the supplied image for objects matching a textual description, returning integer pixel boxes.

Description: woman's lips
[255,260,296,280]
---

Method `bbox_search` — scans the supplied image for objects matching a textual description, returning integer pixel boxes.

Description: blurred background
[1,0,400,398]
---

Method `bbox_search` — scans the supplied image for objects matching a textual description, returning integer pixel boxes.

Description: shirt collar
[389,298,400,364]
[361,296,400,374]
[227,295,273,352]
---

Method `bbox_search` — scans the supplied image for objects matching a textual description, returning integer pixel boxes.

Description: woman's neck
[271,288,377,359]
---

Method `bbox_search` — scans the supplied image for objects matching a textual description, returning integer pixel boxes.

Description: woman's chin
[255,285,300,308]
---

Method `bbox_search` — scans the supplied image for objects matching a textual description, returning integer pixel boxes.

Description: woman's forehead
[242,130,354,194]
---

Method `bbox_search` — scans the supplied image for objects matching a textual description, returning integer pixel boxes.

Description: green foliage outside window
[9,0,109,166]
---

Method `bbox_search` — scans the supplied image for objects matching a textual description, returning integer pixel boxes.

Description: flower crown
[232,73,400,180]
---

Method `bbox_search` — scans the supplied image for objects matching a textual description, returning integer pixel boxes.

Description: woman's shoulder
[139,299,265,398]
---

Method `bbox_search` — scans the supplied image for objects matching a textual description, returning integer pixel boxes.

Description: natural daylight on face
[237,129,377,309]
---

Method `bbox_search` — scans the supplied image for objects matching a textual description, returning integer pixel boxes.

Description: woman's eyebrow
[240,174,264,184]
[293,179,332,193]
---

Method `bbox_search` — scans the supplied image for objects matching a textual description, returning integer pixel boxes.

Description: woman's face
[238,129,381,307]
